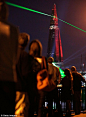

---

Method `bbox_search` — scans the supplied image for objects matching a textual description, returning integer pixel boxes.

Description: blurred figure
[0,0,19,114]
[47,57,61,84]
[71,66,86,115]
[29,39,48,117]
[15,33,30,117]
[47,57,62,117]
[61,68,73,117]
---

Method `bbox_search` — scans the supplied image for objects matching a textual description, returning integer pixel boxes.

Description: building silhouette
[47,4,63,63]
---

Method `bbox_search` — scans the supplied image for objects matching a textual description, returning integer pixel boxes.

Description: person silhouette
[0,0,19,114]
[71,66,86,115]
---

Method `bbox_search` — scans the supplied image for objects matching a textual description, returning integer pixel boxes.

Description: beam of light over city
[64,46,86,64]
[6,1,86,33]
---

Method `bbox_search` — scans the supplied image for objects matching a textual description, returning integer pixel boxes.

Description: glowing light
[52,62,65,78]
[59,68,66,78]
[49,25,58,30]
[5,1,86,33]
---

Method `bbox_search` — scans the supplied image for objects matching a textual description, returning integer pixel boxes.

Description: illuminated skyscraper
[47,4,63,62]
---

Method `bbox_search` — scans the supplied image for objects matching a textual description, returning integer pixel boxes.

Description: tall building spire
[47,4,63,62]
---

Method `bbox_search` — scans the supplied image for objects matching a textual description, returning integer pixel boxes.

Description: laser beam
[5,1,86,33]
[5,1,51,17]
[64,46,86,63]
[58,18,86,33]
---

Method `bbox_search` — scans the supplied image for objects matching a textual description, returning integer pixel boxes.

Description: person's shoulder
[8,21,19,33]
[72,71,77,75]
[2,21,17,28]
[76,72,82,76]
[7,22,19,36]
[52,64,56,68]
[0,20,18,30]
[48,63,53,67]
[53,65,59,71]
[78,73,83,79]
[0,21,19,38]
[19,51,28,60]
[53,65,57,70]
[73,72,83,79]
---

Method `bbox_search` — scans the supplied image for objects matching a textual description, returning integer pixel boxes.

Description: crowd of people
[0,0,86,117]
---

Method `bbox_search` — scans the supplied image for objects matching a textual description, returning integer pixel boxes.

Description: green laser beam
[58,18,86,33]
[5,1,51,17]
[52,62,65,78]
[6,1,86,33]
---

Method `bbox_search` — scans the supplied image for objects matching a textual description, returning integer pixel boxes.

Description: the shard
[47,4,63,62]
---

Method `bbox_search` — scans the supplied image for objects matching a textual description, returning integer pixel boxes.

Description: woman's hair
[29,39,42,57]
[64,68,73,80]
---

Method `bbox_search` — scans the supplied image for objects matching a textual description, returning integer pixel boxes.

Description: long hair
[64,68,73,80]
[29,39,42,57]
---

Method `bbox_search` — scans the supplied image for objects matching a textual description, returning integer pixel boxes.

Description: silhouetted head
[0,0,9,21]
[19,32,30,50]
[71,66,76,72]
[64,68,71,77]
[29,39,42,57]
[47,57,54,64]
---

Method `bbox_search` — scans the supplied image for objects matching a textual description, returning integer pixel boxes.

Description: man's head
[47,57,54,64]
[71,66,76,72]
[29,39,42,57]
[19,32,30,50]
[0,0,9,21]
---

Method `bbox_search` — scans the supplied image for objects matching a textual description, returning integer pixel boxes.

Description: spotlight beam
[64,49,86,64]
[64,46,86,63]
[6,1,86,33]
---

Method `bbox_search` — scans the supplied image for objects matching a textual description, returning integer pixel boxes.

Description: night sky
[6,0,86,70]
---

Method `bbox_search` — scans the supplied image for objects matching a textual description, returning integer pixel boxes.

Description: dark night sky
[6,0,86,70]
